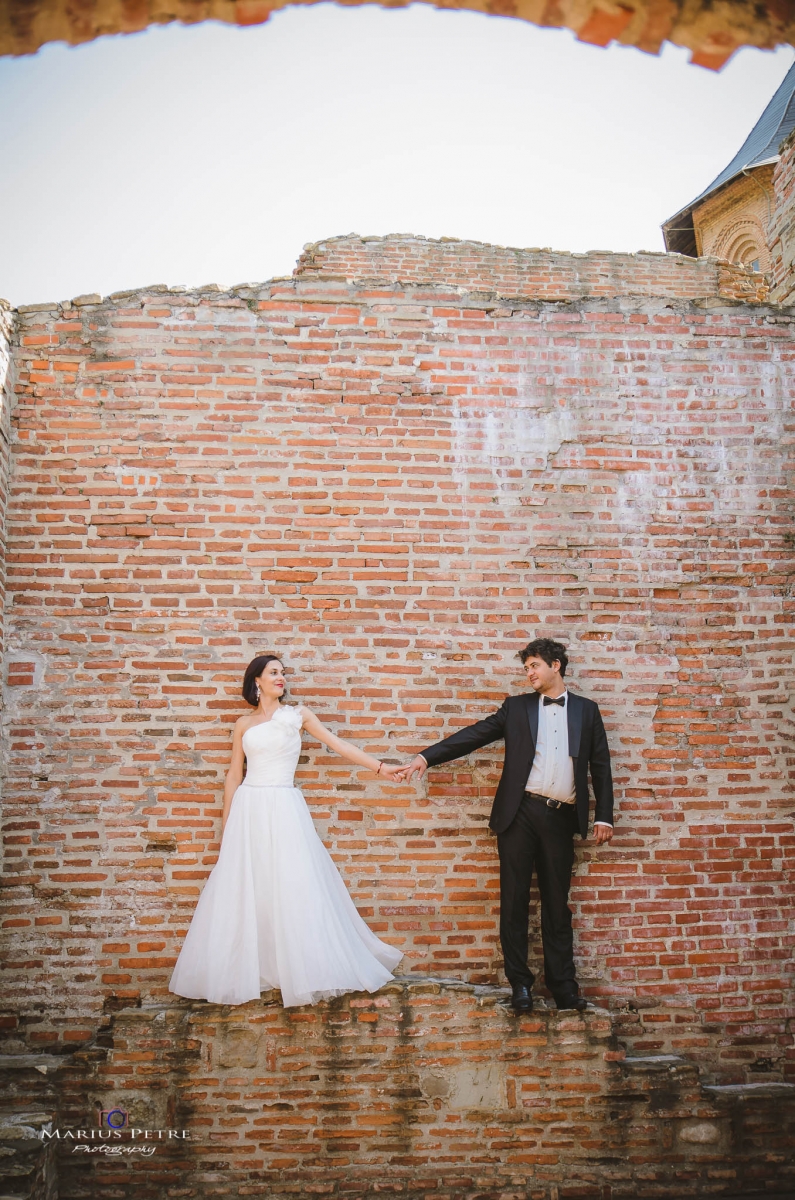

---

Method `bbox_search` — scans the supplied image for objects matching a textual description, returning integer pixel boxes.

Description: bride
[169,654,403,1007]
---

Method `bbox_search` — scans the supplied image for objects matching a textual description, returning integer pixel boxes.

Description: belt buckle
[527,791,563,809]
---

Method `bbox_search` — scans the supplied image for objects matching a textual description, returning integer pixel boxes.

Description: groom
[401,638,614,1013]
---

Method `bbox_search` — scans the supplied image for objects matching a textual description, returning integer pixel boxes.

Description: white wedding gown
[169,704,402,1006]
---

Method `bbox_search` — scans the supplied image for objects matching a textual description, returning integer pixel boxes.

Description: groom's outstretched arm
[401,701,509,780]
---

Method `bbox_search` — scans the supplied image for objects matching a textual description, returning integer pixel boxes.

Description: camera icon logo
[99,1108,128,1129]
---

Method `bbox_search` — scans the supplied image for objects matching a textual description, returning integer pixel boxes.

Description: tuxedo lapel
[567,692,582,759]
[525,692,539,749]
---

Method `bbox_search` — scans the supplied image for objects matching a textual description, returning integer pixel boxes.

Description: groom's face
[523,656,561,694]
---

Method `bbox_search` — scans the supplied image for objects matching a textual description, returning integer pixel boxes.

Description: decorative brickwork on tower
[0,237,793,1198]
[771,129,795,304]
[691,166,776,272]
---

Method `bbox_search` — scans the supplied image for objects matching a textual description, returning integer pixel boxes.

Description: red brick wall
[296,234,770,302]
[2,241,793,1080]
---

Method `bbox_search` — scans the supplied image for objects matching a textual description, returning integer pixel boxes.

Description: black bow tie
[543,695,565,707]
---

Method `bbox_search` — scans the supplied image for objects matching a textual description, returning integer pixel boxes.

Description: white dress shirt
[526,691,576,802]
[526,690,612,827]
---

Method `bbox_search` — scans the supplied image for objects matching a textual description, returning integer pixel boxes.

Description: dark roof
[662,62,795,256]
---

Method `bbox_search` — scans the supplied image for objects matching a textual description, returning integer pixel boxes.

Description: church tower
[663,63,795,274]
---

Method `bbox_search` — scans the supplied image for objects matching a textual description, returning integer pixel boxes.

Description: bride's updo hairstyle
[242,654,284,707]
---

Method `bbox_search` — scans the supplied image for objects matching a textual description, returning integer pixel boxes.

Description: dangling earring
[255,684,261,701]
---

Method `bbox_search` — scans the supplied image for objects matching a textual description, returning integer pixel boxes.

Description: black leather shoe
[555,992,587,1011]
[510,985,533,1012]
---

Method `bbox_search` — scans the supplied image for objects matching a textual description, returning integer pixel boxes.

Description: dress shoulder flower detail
[278,704,304,731]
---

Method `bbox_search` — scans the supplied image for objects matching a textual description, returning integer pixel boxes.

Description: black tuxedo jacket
[420,691,614,839]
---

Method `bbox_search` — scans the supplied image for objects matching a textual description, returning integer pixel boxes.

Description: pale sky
[1,4,793,306]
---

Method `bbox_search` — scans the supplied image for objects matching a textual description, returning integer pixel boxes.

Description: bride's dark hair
[242,654,284,707]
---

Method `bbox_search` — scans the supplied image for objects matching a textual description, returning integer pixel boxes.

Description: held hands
[369,757,425,782]
[371,756,426,783]
[394,755,428,782]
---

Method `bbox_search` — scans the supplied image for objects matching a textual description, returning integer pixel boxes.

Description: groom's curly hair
[518,638,568,677]
[242,654,285,707]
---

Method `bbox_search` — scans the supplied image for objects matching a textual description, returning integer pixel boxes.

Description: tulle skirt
[168,781,402,1007]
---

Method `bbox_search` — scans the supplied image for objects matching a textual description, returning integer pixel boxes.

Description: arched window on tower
[725,234,763,271]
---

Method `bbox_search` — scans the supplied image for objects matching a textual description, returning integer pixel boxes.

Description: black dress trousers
[497,793,578,995]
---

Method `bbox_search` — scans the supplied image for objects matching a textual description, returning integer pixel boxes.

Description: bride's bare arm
[299,706,401,780]
[221,721,246,837]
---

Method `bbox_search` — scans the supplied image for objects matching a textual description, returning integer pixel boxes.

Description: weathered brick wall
[1,242,794,1094]
[770,129,795,305]
[295,235,770,302]
[49,986,794,1200]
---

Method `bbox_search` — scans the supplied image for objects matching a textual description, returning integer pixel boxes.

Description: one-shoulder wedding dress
[169,704,402,1006]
